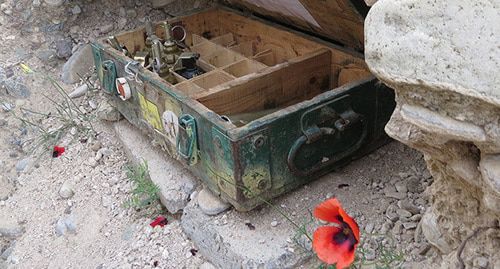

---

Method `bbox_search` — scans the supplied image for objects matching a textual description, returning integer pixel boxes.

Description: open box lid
[221,0,369,51]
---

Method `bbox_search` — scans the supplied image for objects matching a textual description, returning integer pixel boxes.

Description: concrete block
[113,120,197,214]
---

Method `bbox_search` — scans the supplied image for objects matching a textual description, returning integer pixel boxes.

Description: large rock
[365,0,500,267]
[61,44,93,84]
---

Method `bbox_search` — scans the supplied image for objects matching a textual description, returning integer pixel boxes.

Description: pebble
[44,0,64,6]
[385,204,399,222]
[15,158,29,172]
[71,5,81,15]
[0,222,24,238]
[270,221,279,227]
[397,200,420,215]
[68,84,88,98]
[473,256,489,269]
[56,38,73,59]
[394,181,408,193]
[3,77,30,99]
[407,176,424,193]
[364,247,376,261]
[396,208,412,219]
[1,102,14,112]
[59,181,74,199]
[91,141,102,151]
[32,0,41,7]
[100,23,114,34]
[402,222,417,230]
[392,221,403,235]
[365,222,375,233]
[101,195,112,208]
[55,218,67,236]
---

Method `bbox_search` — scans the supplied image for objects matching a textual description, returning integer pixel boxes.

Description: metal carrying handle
[287,103,368,177]
[176,114,198,166]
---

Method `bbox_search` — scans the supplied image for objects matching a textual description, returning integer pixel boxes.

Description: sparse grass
[124,160,162,214]
[10,64,97,160]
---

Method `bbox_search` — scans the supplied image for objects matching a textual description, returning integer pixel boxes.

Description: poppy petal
[52,146,65,158]
[313,226,356,269]
[338,206,360,242]
[313,198,343,224]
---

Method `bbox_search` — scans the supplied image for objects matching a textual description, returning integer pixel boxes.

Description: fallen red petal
[52,146,65,158]
[150,216,168,227]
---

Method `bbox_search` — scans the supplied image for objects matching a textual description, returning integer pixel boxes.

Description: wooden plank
[191,70,235,90]
[196,49,332,115]
[210,33,237,47]
[224,0,365,50]
[223,59,267,77]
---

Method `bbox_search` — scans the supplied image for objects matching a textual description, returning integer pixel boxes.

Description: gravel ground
[0,1,435,268]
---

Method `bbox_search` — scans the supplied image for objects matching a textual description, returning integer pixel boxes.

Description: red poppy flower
[52,146,65,158]
[312,198,360,269]
[150,216,168,228]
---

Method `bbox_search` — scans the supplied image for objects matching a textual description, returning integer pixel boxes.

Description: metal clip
[124,61,143,84]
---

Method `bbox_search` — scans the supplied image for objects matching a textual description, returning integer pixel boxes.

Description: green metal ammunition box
[92,1,395,211]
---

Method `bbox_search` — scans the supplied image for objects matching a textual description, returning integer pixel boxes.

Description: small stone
[91,141,102,151]
[392,221,403,235]
[15,158,29,172]
[410,214,422,222]
[473,256,489,269]
[1,243,14,260]
[198,188,230,216]
[44,0,64,7]
[101,195,112,208]
[380,221,393,234]
[64,216,77,232]
[55,38,73,59]
[152,0,175,8]
[32,0,41,7]
[407,176,424,193]
[117,18,127,30]
[0,220,24,238]
[417,243,431,256]
[3,77,30,99]
[396,208,412,219]
[402,222,417,230]
[270,221,279,227]
[385,204,399,222]
[71,5,81,15]
[397,200,421,215]
[385,190,407,200]
[55,218,66,236]
[364,247,376,261]
[36,49,57,66]
[59,181,74,199]
[365,222,375,233]
[100,23,114,34]
[1,102,14,112]
[394,181,408,193]
[126,9,137,18]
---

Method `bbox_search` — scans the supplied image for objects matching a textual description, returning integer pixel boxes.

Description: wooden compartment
[191,70,235,90]
[222,59,267,78]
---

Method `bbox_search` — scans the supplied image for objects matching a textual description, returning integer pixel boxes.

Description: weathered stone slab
[113,120,197,214]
